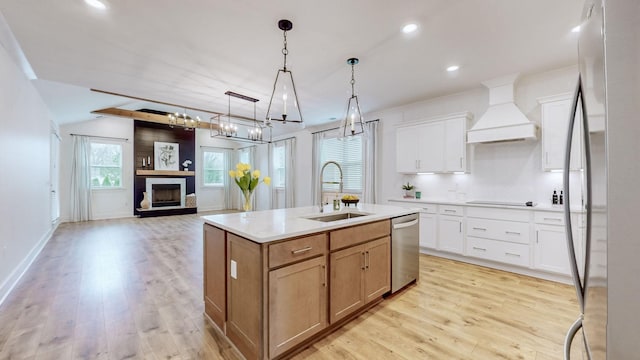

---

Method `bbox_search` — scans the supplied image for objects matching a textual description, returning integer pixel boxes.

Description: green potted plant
[402,182,415,198]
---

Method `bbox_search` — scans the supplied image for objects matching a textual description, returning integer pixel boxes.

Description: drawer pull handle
[505,231,521,235]
[444,209,456,213]
[544,217,562,222]
[505,252,521,257]
[473,227,487,231]
[472,246,487,251]
[291,246,312,254]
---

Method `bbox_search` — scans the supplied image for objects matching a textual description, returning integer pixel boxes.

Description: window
[272,145,286,188]
[319,136,362,194]
[202,149,225,186]
[90,142,122,188]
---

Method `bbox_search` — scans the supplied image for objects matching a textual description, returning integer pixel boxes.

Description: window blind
[319,136,362,193]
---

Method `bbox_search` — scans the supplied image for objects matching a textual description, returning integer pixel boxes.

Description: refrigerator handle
[563,76,585,310]
[563,316,583,360]
[581,70,593,301]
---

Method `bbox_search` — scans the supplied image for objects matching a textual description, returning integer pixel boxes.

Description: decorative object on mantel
[185,193,197,208]
[228,162,271,211]
[265,19,303,125]
[182,160,192,171]
[154,141,179,171]
[210,91,272,144]
[341,57,366,137]
[167,109,200,131]
[402,182,415,198]
[140,192,150,209]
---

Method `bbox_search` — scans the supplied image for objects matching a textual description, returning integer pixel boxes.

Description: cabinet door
[363,237,391,304]
[419,213,437,249]
[330,244,365,323]
[541,98,582,171]
[444,118,466,172]
[396,126,419,173]
[438,215,463,254]
[417,121,445,172]
[534,225,570,274]
[269,256,327,358]
[204,225,226,330]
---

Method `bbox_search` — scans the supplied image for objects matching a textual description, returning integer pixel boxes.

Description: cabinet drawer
[419,204,437,214]
[466,206,530,222]
[330,220,390,251]
[269,233,327,268]
[466,237,530,267]
[439,205,463,216]
[534,211,566,226]
[466,218,530,244]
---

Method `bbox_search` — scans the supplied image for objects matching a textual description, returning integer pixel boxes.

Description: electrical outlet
[230,260,237,279]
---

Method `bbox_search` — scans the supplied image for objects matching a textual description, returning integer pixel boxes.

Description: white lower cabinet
[534,224,570,274]
[419,208,437,249]
[437,206,464,254]
[533,211,572,275]
[465,207,531,268]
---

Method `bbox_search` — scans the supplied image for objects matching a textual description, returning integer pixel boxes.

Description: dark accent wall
[133,120,196,216]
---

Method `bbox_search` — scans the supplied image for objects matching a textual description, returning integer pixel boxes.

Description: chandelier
[211,91,271,144]
[265,19,303,125]
[341,57,366,137]
[167,110,200,131]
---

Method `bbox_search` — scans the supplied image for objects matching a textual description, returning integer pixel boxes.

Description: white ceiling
[0,0,583,130]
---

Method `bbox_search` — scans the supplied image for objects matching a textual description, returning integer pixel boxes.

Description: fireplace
[146,178,186,209]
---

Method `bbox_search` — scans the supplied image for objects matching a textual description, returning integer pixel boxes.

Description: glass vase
[242,189,253,211]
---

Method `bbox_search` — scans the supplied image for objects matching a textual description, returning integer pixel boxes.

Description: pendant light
[265,19,303,125]
[341,57,365,137]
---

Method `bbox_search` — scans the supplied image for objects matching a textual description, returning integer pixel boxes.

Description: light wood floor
[0,213,579,360]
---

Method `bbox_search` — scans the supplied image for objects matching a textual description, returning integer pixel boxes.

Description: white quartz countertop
[388,197,583,212]
[202,203,418,243]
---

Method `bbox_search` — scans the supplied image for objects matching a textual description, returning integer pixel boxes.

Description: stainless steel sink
[304,212,369,222]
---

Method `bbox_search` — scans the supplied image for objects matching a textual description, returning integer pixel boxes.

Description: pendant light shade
[266,19,303,125]
[341,57,366,137]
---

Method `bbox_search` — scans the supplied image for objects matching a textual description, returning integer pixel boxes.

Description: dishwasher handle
[392,218,419,230]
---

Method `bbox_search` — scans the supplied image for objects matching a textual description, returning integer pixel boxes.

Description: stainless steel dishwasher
[391,213,420,293]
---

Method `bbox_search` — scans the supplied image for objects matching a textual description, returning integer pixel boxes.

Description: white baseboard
[0,222,59,307]
[419,248,572,285]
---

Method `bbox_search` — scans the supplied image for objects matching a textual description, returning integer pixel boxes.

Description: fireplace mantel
[136,170,195,176]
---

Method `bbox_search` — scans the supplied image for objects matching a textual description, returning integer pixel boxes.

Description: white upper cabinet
[396,112,472,173]
[538,93,582,171]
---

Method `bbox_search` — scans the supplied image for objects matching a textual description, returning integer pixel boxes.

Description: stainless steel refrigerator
[563,0,640,358]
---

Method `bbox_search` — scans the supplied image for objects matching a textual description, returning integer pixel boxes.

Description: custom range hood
[467,73,538,144]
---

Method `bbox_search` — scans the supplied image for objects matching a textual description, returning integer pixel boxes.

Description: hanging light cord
[282,29,288,70]
[350,63,356,97]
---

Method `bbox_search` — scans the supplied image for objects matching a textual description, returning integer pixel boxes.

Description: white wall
[60,117,134,221]
[0,24,56,304]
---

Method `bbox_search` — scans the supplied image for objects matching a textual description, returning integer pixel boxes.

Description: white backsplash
[403,139,587,208]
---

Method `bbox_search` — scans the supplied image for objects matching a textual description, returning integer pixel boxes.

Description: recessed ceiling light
[571,25,581,33]
[446,65,460,72]
[402,23,418,34]
[85,0,107,10]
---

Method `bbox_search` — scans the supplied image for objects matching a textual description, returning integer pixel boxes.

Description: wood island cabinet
[203,218,393,360]
[203,225,226,330]
[329,220,391,324]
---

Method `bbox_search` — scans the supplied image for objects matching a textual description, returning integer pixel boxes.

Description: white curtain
[223,148,235,210]
[284,138,296,208]
[70,135,92,221]
[311,131,329,207]
[363,120,379,204]
[270,138,296,209]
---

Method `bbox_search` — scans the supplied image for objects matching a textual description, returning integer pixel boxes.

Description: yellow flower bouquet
[229,162,271,211]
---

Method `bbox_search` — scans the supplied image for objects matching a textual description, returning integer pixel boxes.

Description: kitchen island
[202,204,417,360]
